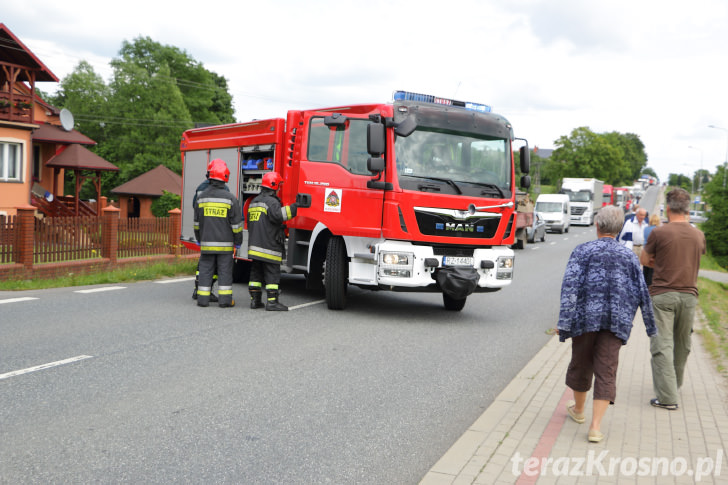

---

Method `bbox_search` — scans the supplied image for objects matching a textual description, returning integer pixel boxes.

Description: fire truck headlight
[380,252,414,278]
[496,256,514,280]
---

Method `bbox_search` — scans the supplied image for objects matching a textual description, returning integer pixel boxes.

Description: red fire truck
[179,90,531,311]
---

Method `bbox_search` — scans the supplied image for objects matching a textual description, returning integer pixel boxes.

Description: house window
[33,144,41,182]
[0,142,23,182]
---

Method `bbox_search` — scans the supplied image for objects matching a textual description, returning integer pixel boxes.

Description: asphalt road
[0,225,596,484]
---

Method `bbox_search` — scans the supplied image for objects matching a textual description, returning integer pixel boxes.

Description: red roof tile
[45,144,119,171]
[111,165,182,197]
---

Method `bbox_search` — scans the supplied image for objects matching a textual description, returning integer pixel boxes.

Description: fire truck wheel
[325,237,348,310]
[443,293,466,311]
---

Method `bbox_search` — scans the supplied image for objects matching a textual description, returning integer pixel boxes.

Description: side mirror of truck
[367,156,385,174]
[367,123,385,156]
[394,116,417,137]
[521,174,531,189]
[519,145,530,174]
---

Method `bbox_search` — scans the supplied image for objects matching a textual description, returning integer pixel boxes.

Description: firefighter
[191,160,227,302]
[193,159,243,308]
[247,172,300,311]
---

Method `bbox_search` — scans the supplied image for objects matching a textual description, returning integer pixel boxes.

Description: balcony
[0,92,34,124]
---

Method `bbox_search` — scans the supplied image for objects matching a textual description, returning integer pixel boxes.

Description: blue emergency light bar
[393,90,492,113]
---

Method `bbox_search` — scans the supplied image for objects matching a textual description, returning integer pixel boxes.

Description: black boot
[192,270,199,299]
[266,290,289,311]
[249,289,265,309]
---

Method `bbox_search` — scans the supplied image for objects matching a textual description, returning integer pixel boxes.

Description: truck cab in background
[560,178,604,226]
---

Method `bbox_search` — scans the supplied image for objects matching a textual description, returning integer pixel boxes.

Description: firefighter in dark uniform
[191,160,228,302]
[247,172,300,311]
[193,159,242,308]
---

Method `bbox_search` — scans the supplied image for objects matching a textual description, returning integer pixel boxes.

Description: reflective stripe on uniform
[265,284,279,291]
[281,206,293,221]
[218,286,233,295]
[248,281,262,288]
[248,245,282,262]
[200,246,234,252]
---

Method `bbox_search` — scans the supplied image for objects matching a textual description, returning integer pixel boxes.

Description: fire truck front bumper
[349,241,515,291]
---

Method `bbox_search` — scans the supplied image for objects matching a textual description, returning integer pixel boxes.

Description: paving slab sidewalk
[420,311,728,484]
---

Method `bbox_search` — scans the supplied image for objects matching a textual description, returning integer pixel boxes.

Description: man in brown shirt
[640,188,706,410]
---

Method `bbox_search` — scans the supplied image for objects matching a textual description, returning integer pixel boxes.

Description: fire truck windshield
[395,127,511,197]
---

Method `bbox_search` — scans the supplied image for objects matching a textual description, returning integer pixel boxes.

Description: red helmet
[208,159,230,183]
[262,172,283,190]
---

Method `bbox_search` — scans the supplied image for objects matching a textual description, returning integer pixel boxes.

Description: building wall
[0,124,33,216]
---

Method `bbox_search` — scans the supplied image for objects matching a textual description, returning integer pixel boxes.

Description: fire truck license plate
[442,256,473,267]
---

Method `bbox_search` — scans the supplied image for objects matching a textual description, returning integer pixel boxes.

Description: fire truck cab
[180,91,530,311]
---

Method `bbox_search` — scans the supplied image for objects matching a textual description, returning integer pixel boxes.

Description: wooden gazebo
[45,144,119,216]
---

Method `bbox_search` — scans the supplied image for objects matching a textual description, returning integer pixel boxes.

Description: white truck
[534,193,570,233]
[560,178,604,226]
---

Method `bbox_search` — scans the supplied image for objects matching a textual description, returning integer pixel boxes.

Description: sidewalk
[420,311,728,484]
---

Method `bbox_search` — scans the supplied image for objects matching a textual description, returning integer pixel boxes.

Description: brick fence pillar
[168,208,182,256]
[16,205,36,269]
[101,206,120,263]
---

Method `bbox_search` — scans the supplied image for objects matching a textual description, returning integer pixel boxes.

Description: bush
[151,190,181,217]
[702,166,728,269]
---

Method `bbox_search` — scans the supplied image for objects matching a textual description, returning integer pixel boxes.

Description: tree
[668,173,692,191]
[116,37,234,125]
[47,37,236,199]
[551,127,631,185]
[701,165,728,268]
[605,132,648,182]
[105,60,191,185]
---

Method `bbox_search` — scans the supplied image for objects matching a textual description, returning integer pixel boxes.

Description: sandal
[588,429,604,443]
[566,400,585,424]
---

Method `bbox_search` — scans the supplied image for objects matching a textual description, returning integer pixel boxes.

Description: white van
[535,194,571,234]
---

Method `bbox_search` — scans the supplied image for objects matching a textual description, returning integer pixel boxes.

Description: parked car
[527,214,547,243]
[689,210,707,223]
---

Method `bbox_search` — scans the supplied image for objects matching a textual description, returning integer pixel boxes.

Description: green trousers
[650,291,698,405]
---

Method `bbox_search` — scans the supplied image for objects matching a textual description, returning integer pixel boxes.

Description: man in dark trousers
[193,159,243,308]
[247,172,301,311]
[192,161,223,301]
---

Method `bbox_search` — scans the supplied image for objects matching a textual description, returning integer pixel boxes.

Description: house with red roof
[111,164,182,218]
[0,23,118,217]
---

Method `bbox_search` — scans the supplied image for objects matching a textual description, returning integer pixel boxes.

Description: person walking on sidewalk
[640,188,706,410]
[193,159,243,308]
[617,207,648,260]
[642,213,661,286]
[558,205,657,442]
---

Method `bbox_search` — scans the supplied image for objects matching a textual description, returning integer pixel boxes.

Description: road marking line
[0,297,39,305]
[155,277,196,284]
[74,286,126,294]
[0,355,93,381]
[289,299,326,311]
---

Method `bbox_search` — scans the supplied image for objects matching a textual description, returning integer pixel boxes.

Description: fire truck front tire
[443,293,467,311]
[325,237,348,310]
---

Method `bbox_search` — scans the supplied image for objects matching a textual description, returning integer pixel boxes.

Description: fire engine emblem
[324,188,342,213]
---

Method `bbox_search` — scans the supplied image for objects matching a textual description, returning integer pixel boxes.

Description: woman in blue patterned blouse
[557,205,657,443]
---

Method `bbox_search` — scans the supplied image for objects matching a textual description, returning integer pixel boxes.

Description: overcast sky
[5,0,728,183]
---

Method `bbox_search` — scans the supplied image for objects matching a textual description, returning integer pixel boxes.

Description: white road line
[155,277,196,284]
[0,355,93,381]
[74,286,126,294]
[0,297,39,305]
[289,299,326,311]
